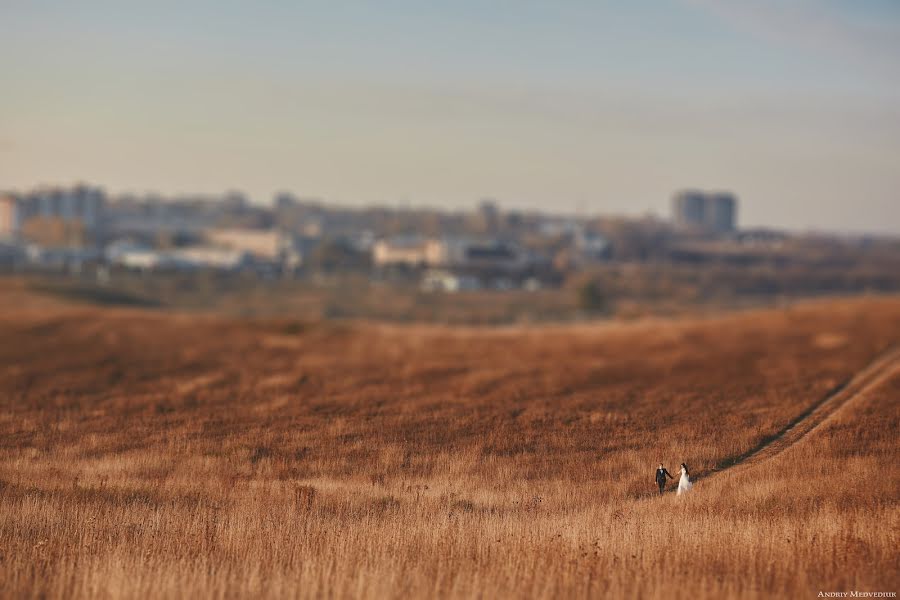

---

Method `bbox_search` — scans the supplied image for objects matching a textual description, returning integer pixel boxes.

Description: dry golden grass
[0,289,898,598]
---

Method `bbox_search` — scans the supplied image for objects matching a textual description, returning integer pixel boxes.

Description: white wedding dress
[677,466,693,495]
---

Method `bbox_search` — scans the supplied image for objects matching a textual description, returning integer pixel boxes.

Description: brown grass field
[1,282,899,598]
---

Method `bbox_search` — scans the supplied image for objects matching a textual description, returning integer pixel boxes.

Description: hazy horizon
[2,1,899,234]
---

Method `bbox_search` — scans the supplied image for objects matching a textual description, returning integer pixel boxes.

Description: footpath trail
[697,344,900,482]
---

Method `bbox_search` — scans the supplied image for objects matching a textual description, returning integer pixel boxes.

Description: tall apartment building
[707,192,737,233]
[0,184,106,241]
[672,190,737,233]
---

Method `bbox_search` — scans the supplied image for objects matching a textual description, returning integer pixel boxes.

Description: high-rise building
[672,190,738,233]
[0,185,106,241]
[672,190,707,229]
[474,199,500,234]
[707,192,737,233]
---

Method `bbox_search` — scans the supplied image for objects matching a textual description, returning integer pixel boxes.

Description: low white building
[169,247,250,270]
[205,228,282,261]
[372,236,431,267]
[106,240,250,271]
[110,247,167,270]
[206,228,319,269]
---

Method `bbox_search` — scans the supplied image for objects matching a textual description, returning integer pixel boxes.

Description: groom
[655,464,674,494]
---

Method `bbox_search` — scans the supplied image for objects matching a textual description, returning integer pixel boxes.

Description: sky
[1,0,899,233]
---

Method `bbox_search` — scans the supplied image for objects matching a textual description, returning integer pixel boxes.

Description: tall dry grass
[0,294,898,598]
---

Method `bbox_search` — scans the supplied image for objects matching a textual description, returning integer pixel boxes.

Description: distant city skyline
[1,1,899,234]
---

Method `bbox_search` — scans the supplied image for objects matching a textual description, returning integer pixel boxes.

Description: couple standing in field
[655,463,692,495]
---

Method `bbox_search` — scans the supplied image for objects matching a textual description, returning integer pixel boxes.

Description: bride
[677,463,693,495]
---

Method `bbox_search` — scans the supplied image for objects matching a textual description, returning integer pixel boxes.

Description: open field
[0,287,899,598]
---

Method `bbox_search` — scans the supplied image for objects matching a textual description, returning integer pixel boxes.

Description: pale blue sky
[1,1,899,233]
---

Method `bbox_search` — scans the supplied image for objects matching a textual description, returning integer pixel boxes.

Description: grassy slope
[0,293,898,598]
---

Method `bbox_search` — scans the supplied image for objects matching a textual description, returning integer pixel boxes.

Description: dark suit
[655,468,673,494]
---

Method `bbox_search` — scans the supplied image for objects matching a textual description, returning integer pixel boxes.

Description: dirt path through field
[698,344,900,481]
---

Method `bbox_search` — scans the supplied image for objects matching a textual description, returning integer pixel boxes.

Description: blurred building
[373,236,527,273]
[107,245,252,271]
[205,227,316,269]
[672,190,706,229]
[0,194,19,239]
[427,238,526,272]
[0,185,106,244]
[274,191,299,212]
[707,192,737,233]
[473,199,501,234]
[672,190,737,233]
[206,228,282,261]
[573,229,611,264]
[169,247,251,270]
[372,236,430,267]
